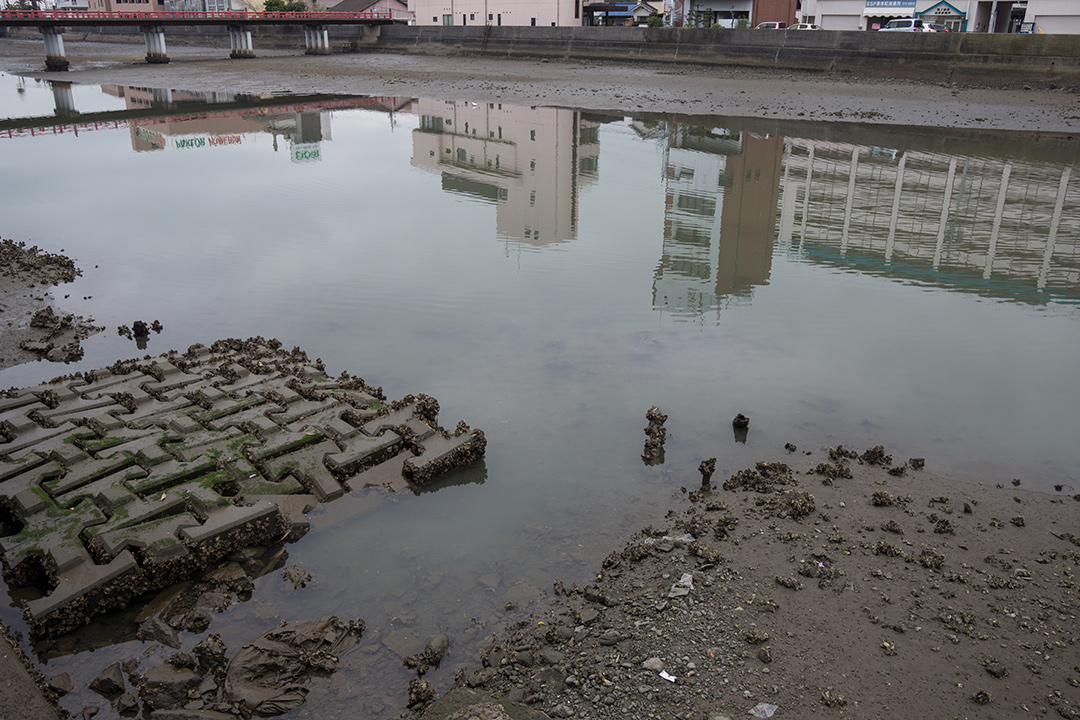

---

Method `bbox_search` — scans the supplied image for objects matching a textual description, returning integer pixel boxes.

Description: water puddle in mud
[1,73,1078,719]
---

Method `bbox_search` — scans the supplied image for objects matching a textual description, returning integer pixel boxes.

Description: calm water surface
[1,74,1078,718]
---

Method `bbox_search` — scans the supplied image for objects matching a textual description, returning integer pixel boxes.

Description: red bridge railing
[0,9,406,21]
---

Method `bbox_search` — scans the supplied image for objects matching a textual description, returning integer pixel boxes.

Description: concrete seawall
[365,26,1080,82]
[5,23,1079,83]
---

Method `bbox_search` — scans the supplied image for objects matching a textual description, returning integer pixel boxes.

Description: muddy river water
[1,72,1079,718]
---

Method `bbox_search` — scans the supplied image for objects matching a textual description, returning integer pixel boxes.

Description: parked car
[756,21,786,29]
[926,22,950,32]
[789,23,821,29]
[878,18,931,31]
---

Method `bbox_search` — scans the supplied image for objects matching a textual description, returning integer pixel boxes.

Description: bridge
[0,9,412,70]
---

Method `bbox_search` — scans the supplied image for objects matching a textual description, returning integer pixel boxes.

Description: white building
[410,0,582,26]
[410,99,599,247]
[1023,0,1080,34]
[803,0,1077,32]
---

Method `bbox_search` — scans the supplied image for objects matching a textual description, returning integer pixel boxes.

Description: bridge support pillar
[304,25,331,55]
[228,25,255,59]
[40,28,69,71]
[50,81,78,117]
[141,26,169,64]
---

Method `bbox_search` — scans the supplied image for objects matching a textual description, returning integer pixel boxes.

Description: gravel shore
[411,449,1080,720]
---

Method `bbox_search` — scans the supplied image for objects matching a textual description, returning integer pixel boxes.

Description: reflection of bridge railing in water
[778,139,1080,305]
[0,95,411,140]
[0,9,413,69]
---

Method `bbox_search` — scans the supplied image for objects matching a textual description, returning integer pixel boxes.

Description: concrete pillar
[41,28,69,71]
[800,144,814,244]
[840,146,859,254]
[984,162,1011,279]
[1038,166,1071,289]
[305,24,330,54]
[885,154,906,262]
[229,25,255,58]
[142,26,169,64]
[933,158,958,269]
[50,81,77,116]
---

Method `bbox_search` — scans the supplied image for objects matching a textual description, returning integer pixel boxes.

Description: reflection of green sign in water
[293,142,321,163]
[172,135,243,150]
[136,127,164,149]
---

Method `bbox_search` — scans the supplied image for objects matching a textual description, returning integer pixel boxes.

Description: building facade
[410,99,599,247]
[802,0,1077,32]
[410,0,582,25]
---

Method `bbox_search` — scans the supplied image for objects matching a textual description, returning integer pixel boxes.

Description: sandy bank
[2,38,1080,133]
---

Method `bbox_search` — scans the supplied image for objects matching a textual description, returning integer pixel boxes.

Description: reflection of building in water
[409,99,599,247]
[101,86,410,160]
[652,123,783,318]
[778,140,1080,303]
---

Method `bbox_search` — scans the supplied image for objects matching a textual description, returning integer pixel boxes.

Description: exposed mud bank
[410,446,1080,720]
[0,238,102,372]
[2,39,1080,134]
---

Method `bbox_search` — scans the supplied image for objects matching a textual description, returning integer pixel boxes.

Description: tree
[264,0,286,10]
[646,15,663,27]
[283,0,307,9]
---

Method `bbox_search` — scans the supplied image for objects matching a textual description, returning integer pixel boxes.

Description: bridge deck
[0,9,405,26]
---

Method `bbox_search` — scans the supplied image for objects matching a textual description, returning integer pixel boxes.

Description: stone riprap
[0,337,486,639]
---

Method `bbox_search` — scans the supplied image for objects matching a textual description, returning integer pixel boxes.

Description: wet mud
[412,445,1080,720]
[0,238,102,371]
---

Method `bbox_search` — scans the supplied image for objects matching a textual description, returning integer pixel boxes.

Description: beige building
[410,0,582,26]
[652,124,782,318]
[410,99,599,246]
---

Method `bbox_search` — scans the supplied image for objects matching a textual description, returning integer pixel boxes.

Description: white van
[878,18,931,32]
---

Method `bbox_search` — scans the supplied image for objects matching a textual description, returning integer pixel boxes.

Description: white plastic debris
[748,702,778,718]
[668,584,690,598]
[659,670,677,683]
[678,573,693,589]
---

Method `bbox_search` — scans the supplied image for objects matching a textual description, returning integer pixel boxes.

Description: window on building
[530,17,536,25]
[575,0,579,19]
[530,130,536,141]
[442,14,451,25]
[470,13,474,20]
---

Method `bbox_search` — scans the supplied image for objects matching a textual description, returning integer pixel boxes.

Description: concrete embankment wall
[365,25,1080,83]
[5,23,1080,84]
